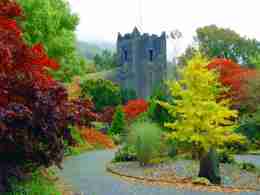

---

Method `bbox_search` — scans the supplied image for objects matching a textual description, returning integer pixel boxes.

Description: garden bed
[107,159,260,192]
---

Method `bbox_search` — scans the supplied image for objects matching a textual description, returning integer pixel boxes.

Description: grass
[6,169,61,195]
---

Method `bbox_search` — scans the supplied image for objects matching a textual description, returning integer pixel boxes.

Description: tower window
[123,49,128,61]
[149,49,154,62]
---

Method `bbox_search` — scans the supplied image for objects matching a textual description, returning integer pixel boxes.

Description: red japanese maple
[0,1,96,192]
[123,99,149,121]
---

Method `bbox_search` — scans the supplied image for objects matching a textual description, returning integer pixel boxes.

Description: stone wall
[116,27,167,98]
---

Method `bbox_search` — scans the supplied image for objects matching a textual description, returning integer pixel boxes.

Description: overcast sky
[68,0,260,56]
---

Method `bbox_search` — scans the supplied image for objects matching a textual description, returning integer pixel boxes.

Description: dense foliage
[123,99,149,121]
[17,0,89,82]
[0,1,96,192]
[80,79,121,111]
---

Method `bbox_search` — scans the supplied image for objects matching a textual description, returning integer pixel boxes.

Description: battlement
[117,27,166,41]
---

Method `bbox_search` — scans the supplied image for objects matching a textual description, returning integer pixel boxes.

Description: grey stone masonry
[116,27,167,98]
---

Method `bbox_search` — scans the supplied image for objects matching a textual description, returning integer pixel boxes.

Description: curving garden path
[58,150,260,195]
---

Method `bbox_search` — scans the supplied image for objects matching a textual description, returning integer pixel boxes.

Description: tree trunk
[198,148,221,184]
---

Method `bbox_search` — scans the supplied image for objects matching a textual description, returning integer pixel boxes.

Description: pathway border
[106,162,258,193]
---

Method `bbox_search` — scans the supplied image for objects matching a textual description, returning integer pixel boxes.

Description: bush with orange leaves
[123,99,149,121]
[80,128,115,149]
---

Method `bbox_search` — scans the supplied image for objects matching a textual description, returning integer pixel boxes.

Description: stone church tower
[117,27,167,98]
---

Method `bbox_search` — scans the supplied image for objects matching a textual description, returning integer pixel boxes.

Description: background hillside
[77,40,116,59]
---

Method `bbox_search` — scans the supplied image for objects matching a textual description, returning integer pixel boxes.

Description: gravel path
[58,150,260,195]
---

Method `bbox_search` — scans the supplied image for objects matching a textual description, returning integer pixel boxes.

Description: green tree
[93,50,117,71]
[148,84,173,127]
[80,79,122,111]
[109,106,126,135]
[18,0,89,82]
[160,53,245,184]
[195,25,260,67]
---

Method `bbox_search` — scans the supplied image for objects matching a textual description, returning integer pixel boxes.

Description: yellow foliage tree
[159,53,246,184]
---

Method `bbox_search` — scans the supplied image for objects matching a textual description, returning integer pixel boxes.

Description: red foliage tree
[123,99,149,121]
[208,58,257,105]
[0,1,97,192]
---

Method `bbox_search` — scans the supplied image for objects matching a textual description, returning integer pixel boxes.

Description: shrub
[111,134,124,145]
[69,98,100,127]
[237,108,260,143]
[120,88,137,104]
[123,99,149,121]
[80,79,121,111]
[99,106,115,124]
[128,122,162,166]
[166,140,178,158]
[109,106,126,135]
[113,145,137,162]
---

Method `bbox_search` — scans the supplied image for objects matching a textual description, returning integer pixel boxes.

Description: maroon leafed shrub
[0,0,94,192]
[99,106,115,124]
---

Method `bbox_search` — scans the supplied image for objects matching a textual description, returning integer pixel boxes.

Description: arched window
[149,49,154,62]
[123,49,128,62]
